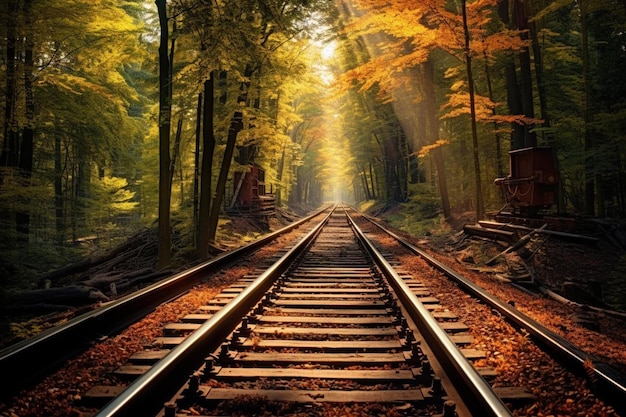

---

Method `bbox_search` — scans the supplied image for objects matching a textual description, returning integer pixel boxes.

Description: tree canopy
[1,0,625,282]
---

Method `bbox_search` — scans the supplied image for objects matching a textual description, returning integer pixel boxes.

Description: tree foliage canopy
[1,0,625,282]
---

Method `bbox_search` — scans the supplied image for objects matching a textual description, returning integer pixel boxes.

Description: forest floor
[2,204,625,350]
[374,206,626,313]
[369,204,626,381]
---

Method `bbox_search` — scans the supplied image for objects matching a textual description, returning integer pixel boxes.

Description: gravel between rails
[0,232,293,417]
[358,219,624,417]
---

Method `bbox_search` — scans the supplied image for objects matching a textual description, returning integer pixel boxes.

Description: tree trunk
[193,92,202,238]
[156,0,172,268]
[197,72,215,258]
[75,144,91,238]
[369,161,376,199]
[17,0,34,239]
[461,0,484,220]
[357,163,371,200]
[483,51,505,178]
[514,0,537,148]
[397,128,408,201]
[498,0,525,150]
[169,113,183,190]
[276,140,287,206]
[528,0,549,131]
[54,129,64,244]
[580,0,596,215]
[1,0,19,172]
[207,64,254,242]
[424,60,451,218]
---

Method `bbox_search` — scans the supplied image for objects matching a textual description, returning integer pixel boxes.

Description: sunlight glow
[314,41,337,85]
[321,42,336,60]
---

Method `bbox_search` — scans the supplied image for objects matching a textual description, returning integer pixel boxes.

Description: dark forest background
[1,0,625,287]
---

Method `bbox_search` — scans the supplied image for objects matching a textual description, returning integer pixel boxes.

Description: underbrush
[361,184,452,239]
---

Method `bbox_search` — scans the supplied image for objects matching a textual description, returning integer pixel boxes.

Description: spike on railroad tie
[187,373,200,395]
[204,357,214,377]
[405,329,415,344]
[430,376,443,397]
[232,334,242,347]
[262,293,273,307]
[247,313,259,324]
[389,303,400,315]
[441,400,456,417]
[411,341,423,359]
[163,402,176,417]
[254,304,264,315]
[402,332,412,350]
[421,360,433,385]
[422,359,432,373]
[383,292,394,304]
[220,343,232,362]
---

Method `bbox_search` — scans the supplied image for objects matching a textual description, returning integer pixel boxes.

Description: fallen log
[541,287,626,320]
[127,270,172,285]
[81,267,154,289]
[485,224,547,266]
[39,228,155,284]
[7,285,109,307]
[3,303,77,313]
[478,220,598,246]
[463,224,516,243]
[562,281,610,309]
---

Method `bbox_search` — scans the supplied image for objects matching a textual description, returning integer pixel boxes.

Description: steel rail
[0,206,331,399]
[362,213,626,409]
[344,209,513,417]
[93,207,334,417]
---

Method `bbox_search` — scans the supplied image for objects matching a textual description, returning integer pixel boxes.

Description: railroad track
[92,208,514,417]
[357,213,626,404]
[0,206,329,399]
[2,206,625,416]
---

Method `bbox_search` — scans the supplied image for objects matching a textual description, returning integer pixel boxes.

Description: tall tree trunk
[276,140,287,206]
[193,92,202,239]
[75,144,90,239]
[169,113,183,189]
[207,65,255,242]
[580,0,595,215]
[1,0,19,172]
[16,0,34,239]
[514,0,537,148]
[498,0,525,150]
[397,128,408,201]
[156,0,172,268]
[424,60,451,218]
[54,129,64,244]
[357,163,371,200]
[461,0,484,220]
[197,72,215,258]
[369,161,376,199]
[483,51,505,178]
[527,0,549,131]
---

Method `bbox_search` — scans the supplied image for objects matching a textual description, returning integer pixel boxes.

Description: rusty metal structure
[493,147,579,230]
[228,163,275,216]
[495,147,558,215]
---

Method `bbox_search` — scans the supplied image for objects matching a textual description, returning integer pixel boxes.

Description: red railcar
[495,147,558,213]
[230,164,275,215]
